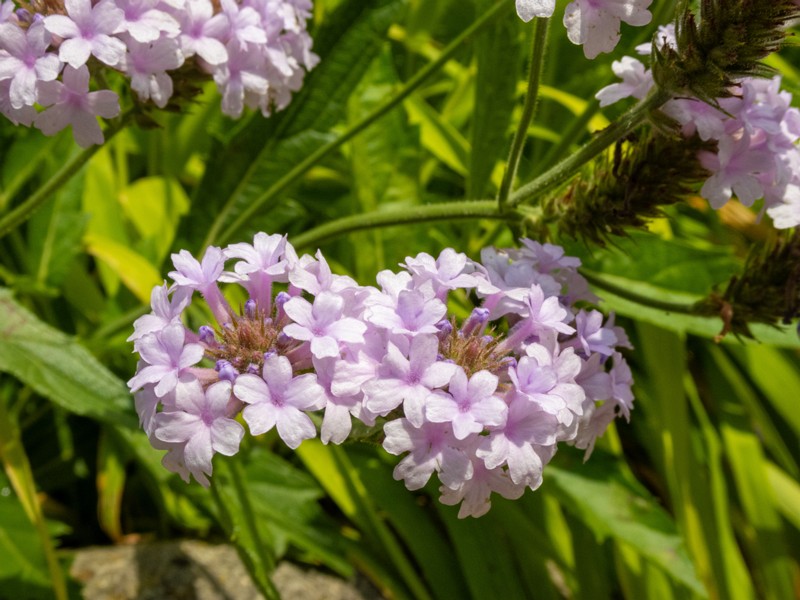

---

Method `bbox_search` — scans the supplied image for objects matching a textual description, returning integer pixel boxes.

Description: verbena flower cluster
[597,25,800,229]
[127,234,635,518]
[515,0,653,59]
[0,0,317,146]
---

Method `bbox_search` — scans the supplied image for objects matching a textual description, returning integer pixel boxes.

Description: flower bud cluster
[515,0,653,59]
[128,233,635,518]
[0,0,317,146]
[597,25,800,229]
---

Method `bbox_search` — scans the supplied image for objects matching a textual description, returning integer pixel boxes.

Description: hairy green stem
[508,87,672,208]
[579,268,698,315]
[0,113,132,241]
[291,200,523,250]
[205,0,511,248]
[498,17,550,210]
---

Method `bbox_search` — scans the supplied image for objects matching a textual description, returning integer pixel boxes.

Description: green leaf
[119,176,190,266]
[0,288,137,428]
[590,273,800,348]
[765,462,800,531]
[468,0,521,198]
[704,346,797,600]
[84,233,162,303]
[0,132,61,212]
[546,451,707,597]
[729,345,800,441]
[437,502,531,600]
[82,147,126,296]
[0,472,51,598]
[190,0,407,247]
[347,447,470,600]
[25,173,87,288]
[405,93,469,176]
[97,429,127,542]
[243,448,352,576]
[572,232,740,296]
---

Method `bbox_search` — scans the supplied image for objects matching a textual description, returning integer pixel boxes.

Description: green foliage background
[0,0,798,598]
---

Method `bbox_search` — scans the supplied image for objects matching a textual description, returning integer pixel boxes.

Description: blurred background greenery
[0,0,798,598]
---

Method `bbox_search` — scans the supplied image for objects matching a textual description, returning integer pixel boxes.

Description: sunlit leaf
[0,288,136,428]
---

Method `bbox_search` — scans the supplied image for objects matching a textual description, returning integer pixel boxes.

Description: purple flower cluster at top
[0,0,317,146]
[597,25,800,229]
[515,0,653,59]
[127,234,635,518]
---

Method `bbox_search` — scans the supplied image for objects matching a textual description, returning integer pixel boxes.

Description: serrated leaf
[0,288,137,428]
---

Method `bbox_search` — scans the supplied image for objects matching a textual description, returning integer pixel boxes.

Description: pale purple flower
[115,0,180,43]
[477,392,559,488]
[128,283,192,341]
[233,354,324,448]
[123,37,183,108]
[222,232,296,310]
[169,246,232,324]
[314,357,363,445]
[662,97,729,141]
[283,291,367,359]
[128,323,205,397]
[44,0,127,68]
[510,342,585,419]
[564,0,652,59]
[519,239,582,272]
[767,183,800,228]
[134,382,165,437]
[439,454,524,519]
[609,352,634,420]
[571,309,618,357]
[575,352,612,402]
[175,0,228,65]
[0,80,36,126]
[383,418,472,490]
[214,39,268,118]
[154,378,245,485]
[402,249,482,300]
[366,289,447,338]
[220,0,266,49]
[498,285,575,352]
[34,65,120,147]
[0,0,14,23]
[0,21,61,109]
[363,335,457,426]
[635,23,675,55]
[595,56,653,107]
[515,0,555,22]
[699,132,774,208]
[426,368,507,440]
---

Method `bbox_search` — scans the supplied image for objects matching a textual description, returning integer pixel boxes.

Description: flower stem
[291,200,524,250]
[579,268,699,315]
[508,87,672,208]
[206,0,511,248]
[0,112,132,241]
[497,17,550,211]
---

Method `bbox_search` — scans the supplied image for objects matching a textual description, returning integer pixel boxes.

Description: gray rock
[71,541,382,600]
